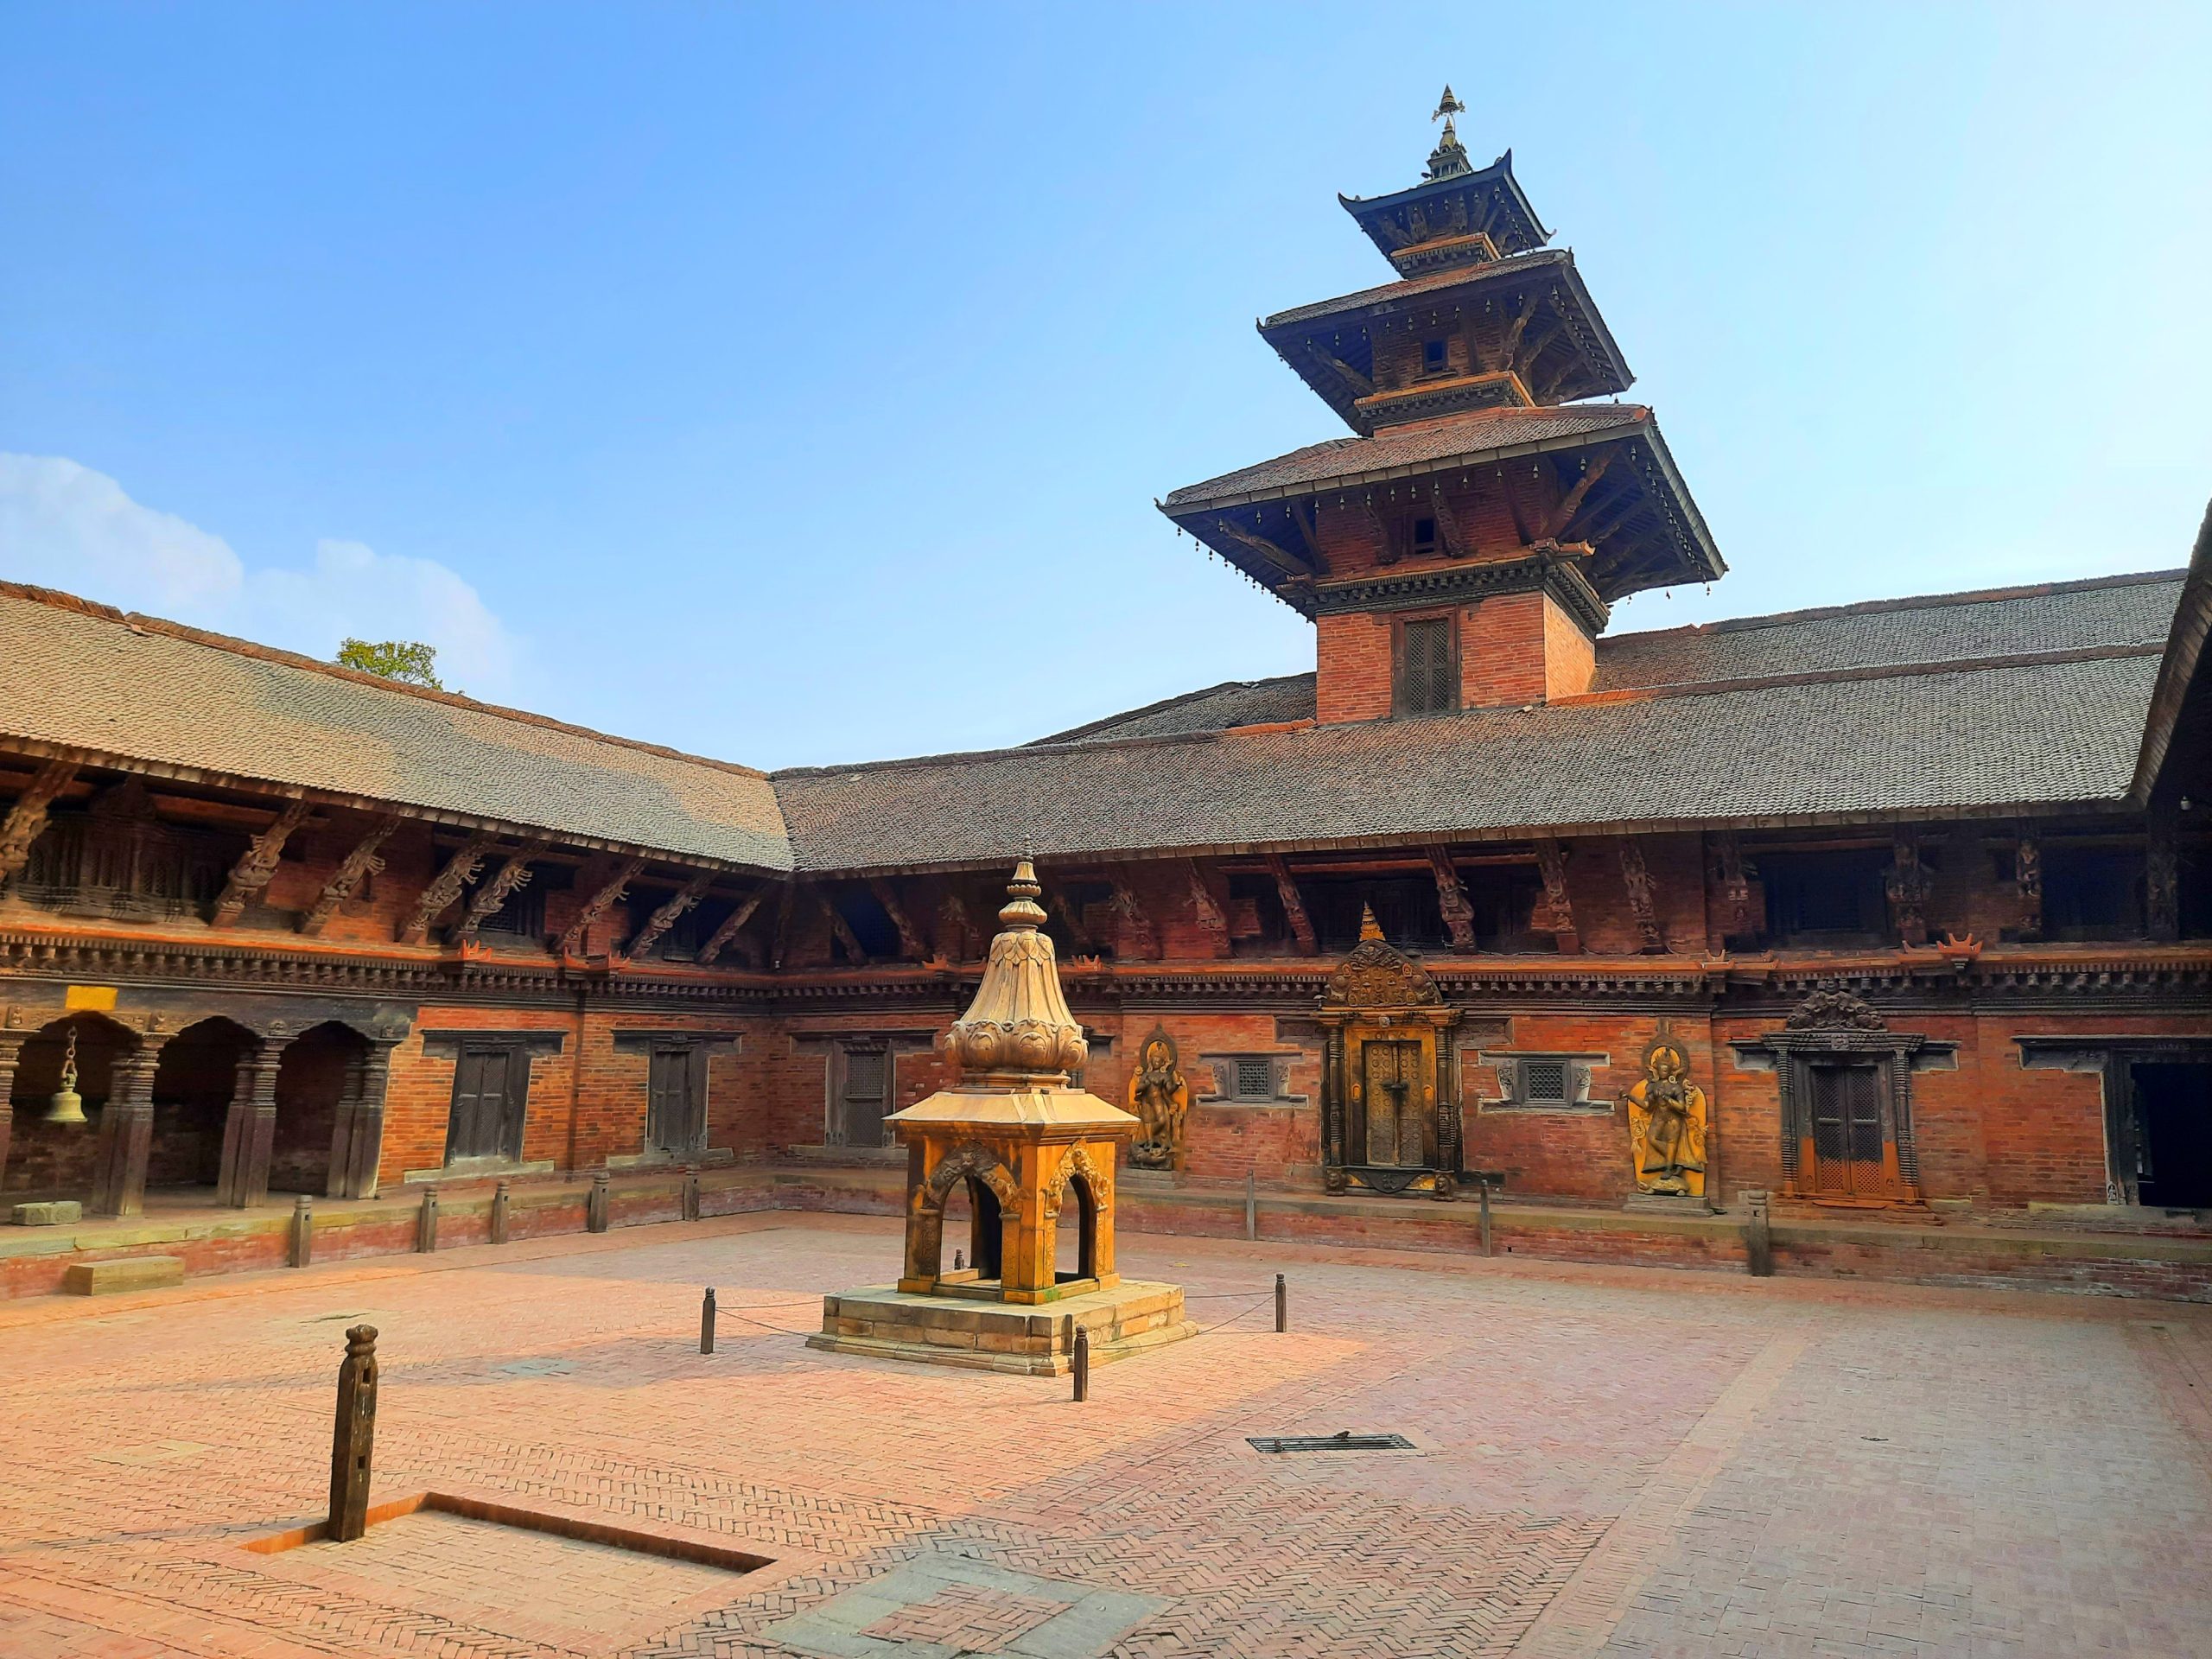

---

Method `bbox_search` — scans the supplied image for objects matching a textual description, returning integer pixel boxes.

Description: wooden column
[218,1039,287,1208]
[330,1042,397,1200]
[90,1041,166,1218]
[0,1033,25,1193]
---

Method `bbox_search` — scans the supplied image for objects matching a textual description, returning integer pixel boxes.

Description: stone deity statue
[1624,1038,1707,1198]
[1126,1027,1190,1171]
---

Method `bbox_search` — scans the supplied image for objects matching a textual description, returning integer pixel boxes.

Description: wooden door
[839,1047,890,1148]
[1361,1040,1424,1167]
[1807,1062,1888,1198]
[446,1047,522,1163]
[646,1048,705,1155]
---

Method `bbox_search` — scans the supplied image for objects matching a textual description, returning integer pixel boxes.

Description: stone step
[11,1201,82,1226]
[61,1255,185,1296]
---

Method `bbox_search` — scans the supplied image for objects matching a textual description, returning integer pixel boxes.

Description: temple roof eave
[887,1085,1141,1132]
[1337,151,1553,261]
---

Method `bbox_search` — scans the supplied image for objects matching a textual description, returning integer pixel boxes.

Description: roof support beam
[1618,838,1664,953]
[1547,453,1615,542]
[816,887,870,966]
[933,886,982,962]
[1427,846,1477,950]
[556,855,640,956]
[0,757,77,887]
[401,833,499,945]
[1185,860,1230,946]
[2012,823,2042,943]
[1308,344,1373,398]
[695,884,769,966]
[767,882,797,970]
[1109,875,1160,960]
[300,814,402,937]
[868,878,929,960]
[1491,290,1540,374]
[1264,853,1318,955]
[1204,512,1313,581]
[1534,836,1580,954]
[209,797,310,927]
[1042,878,1096,954]
[624,870,714,963]
[1709,830,1751,944]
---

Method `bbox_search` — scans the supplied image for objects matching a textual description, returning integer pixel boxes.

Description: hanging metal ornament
[45,1027,86,1126]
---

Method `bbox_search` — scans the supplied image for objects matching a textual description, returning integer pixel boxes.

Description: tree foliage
[336,638,444,690]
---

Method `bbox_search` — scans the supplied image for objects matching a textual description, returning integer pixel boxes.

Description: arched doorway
[5,1013,134,1201]
[272,1022,369,1195]
[1053,1172,1098,1284]
[149,1017,255,1192]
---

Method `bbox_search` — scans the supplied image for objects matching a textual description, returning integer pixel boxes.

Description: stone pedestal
[809,1279,1195,1376]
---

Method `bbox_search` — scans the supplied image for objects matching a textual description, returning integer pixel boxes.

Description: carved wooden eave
[300,814,403,937]
[694,884,772,968]
[556,855,642,957]
[620,870,715,965]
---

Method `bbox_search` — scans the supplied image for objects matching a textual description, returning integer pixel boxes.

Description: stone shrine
[808,861,1195,1374]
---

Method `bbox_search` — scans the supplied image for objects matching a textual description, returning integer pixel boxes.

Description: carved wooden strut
[210,797,311,926]
[625,870,714,962]
[458,846,543,944]
[299,815,402,936]
[1427,846,1477,950]
[1534,836,1579,952]
[0,757,76,886]
[400,833,497,944]
[1618,839,1663,952]
[694,884,769,967]
[556,856,641,956]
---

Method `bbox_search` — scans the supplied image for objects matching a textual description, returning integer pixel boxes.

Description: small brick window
[1235,1058,1273,1099]
[1522,1058,1569,1105]
[1422,338,1448,374]
[1410,515,1439,557]
[1395,617,1458,718]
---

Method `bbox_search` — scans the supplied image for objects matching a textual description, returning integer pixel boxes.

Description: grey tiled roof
[0,586,793,871]
[1162,405,1649,509]
[776,652,2162,873]
[1261,250,1570,331]
[1597,572,2185,691]
[1030,675,1317,745]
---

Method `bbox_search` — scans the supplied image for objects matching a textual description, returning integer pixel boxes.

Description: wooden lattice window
[837,1046,891,1148]
[1395,617,1458,718]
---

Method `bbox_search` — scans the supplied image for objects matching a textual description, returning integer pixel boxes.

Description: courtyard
[0,1216,2204,1658]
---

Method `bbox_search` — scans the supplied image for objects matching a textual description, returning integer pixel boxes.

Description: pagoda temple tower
[1162,92,1722,723]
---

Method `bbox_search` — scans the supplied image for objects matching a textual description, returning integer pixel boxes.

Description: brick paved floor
[0,1214,2207,1658]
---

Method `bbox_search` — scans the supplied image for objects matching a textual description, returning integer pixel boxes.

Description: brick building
[3,114,2209,1262]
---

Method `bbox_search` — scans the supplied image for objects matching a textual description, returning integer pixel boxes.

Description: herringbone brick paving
[0,1213,2206,1657]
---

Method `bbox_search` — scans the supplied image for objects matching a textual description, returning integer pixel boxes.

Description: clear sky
[3,3,2209,771]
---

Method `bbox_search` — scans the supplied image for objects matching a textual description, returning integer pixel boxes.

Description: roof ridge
[1603,567,2187,646]
[1567,642,2164,709]
[1027,671,1316,747]
[0,579,773,784]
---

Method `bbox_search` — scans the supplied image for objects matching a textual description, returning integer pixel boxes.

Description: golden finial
[1358,903,1386,944]
[1000,855,1046,930]
[1432,85,1465,122]
[1424,84,1472,181]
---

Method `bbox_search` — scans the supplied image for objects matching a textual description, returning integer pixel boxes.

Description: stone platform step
[809,1279,1198,1376]
[62,1255,184,1295]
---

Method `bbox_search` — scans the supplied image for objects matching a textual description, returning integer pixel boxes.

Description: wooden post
[1744,1189,1773,1278]
[1071,1324,1090,1402]
[416,1185,438,1253]
[0,1033,26,1192]
[91,1043,165,1218]
[489,1179,510,1244]
[682,1164,701,1223]
[327,1324,378,1542]
[289,1195,313,1268]
[1479,1177,1492,1258]
[1245,1170,1257,1241]
[1274,1272,1287,1332]
[700,1287,716,1354]
[587,1170,610,1233]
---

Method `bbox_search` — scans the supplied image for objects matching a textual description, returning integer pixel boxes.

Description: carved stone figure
[1624,1035,1707,1198]
[1126,1026,1190,1171]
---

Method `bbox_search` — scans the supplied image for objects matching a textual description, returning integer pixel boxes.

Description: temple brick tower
[1162,91,1722,723]
[809,860,1197,1375]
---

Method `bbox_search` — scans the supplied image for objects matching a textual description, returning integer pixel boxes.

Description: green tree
[336,638,444,690]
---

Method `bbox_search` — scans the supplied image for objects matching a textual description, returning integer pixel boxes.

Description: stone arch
[906,1142,1018,1289]
[1042,1141,1111,1219]
[920,1142,1018,1211]
[271,1021,369,1195]
[149,1015,256,1190]
[5,1011,139,1199]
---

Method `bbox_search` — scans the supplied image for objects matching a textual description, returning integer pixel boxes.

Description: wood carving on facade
[931,888,980,963]
[401,834,497,944]
[458,846,543,944]
[210,797,311,926]
[1185,860,1229,940]
[2012,827,2042,941]
[2147,812,2181,941]
[1624,1030,1707,1199]
[1885,832,1933,947]
[1263,854,1319,955]
[1318,909,1459,1198]
[625,871,714,962]
[1617,839,1663,952]
[0,757,77,886]
[299,814,402,937]
[816,887,870,966]
[1125,1025,1190,1172]
[868,879,929,960]
[1427,846,1477,949]
[1109,878,1160,960]
[556,856,642,957]
[693,885,767,967]
[1534,836,1579,951]
[1710,830,1751,942]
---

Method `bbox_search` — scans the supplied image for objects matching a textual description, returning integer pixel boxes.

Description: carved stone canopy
[1786,989,1887,1032]
[1320,908,1443,1012]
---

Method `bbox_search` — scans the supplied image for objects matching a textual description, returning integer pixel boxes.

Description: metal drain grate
[1248,1430,1414,1453]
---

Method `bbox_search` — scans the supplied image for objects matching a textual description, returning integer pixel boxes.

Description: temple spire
[1425,86,1472,182]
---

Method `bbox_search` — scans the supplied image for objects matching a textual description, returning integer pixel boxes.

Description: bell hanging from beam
[45,1027,86,1126]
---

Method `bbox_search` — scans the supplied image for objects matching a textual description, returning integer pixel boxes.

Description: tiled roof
[1162,404,1649,510]
[1029,675,1317,745]
[1597,571,2187,691]
[0,585,793,872]
[775,652,2163,873]
[1260,250,1570,331]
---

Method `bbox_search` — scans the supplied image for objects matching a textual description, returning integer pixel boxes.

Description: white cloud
[0,453,518,697]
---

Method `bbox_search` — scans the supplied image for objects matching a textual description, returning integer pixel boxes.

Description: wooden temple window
[1198,1052,1300,1104]
[1394,616,1459,718]
[1757,848,1889,947]
[1303,873,1450,952]
[1421,337,1449,375]
[1479,1052,1605,1113]
[2042,844,2146,940]
[835,1044,893,1149]
[1408,515,1440,558]
[19,790,238,923]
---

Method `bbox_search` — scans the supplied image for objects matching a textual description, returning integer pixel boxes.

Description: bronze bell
[44,1028,86,1126]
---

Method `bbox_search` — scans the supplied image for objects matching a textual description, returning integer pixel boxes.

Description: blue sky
[4,3,2209,769]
